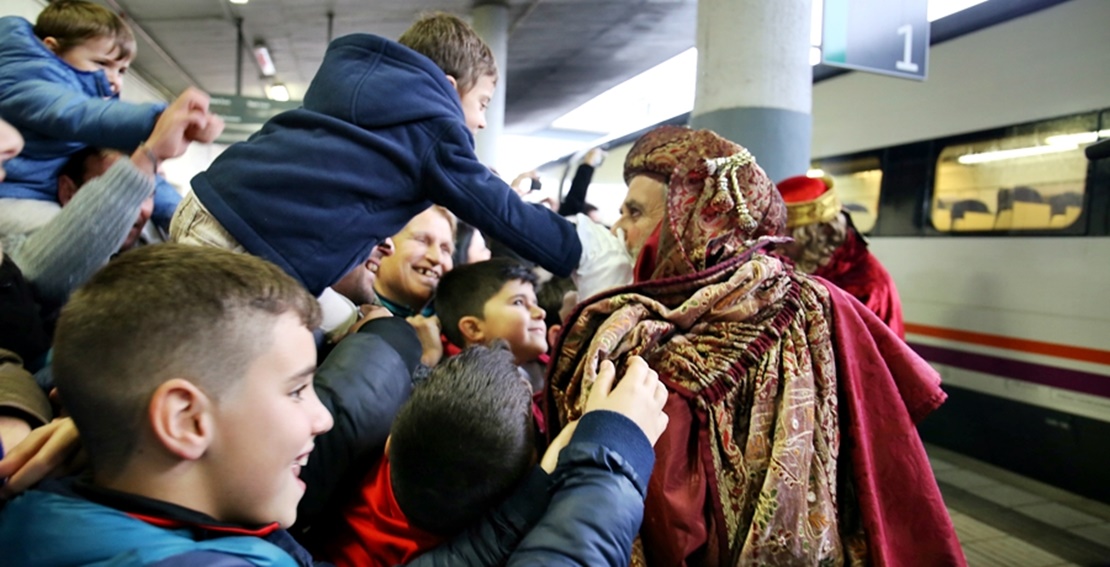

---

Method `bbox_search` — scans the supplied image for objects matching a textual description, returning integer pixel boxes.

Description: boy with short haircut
[0,243,332,565]
[327,344,666,567]
[173,12,589,306]
[436,258,547,367]
[0,0,214,234]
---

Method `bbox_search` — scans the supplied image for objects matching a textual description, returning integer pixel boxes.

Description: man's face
[612,175,667,260]
[457,74,496,135]
[475,279,547,364]
[207,312,333,528]
[374,209,455,312]
[0,118,23,182]
[331,238,395,306]
[53,35,131,95]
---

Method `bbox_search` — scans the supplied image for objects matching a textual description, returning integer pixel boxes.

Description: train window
[932,115,1099,232]
[808,155,882,233]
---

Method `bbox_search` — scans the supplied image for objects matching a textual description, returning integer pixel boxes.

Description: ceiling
[104,0,698,135]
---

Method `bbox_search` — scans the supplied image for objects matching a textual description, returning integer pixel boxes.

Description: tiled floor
[927,444,1110,567]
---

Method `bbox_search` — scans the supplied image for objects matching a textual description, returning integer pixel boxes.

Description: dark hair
[53,244,320,477]
[452,221,480,266]
[389,343,534,535]
[536,275,575,330]
[58,146,108,186]
[397,12,497,94]
[435,258,537,348]
[34,0,135,60]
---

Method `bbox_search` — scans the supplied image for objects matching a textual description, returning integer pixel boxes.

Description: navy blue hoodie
[191,34,582,296]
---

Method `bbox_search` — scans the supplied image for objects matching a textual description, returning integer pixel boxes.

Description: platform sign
[208,95,300,144]
[822,0,929,81]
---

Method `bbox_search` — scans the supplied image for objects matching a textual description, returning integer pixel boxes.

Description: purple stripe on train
[908,342,1110,399]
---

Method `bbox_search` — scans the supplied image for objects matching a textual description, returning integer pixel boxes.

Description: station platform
[928,444,1110,566]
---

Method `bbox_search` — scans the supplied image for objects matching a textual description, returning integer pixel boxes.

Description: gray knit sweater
[0,158,153,309]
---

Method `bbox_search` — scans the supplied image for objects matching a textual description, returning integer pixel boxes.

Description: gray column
[471,1,509,171]
[690,0,812,183]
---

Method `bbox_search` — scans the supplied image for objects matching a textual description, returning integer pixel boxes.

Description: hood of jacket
[303,33,467,137]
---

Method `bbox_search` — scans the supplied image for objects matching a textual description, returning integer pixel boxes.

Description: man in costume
[776,174,904,337]
[547,126,963,566]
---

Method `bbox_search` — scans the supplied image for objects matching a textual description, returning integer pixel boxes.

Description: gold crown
[784,179,841,228]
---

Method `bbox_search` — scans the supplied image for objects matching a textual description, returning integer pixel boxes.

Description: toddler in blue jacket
[0,1,217,235]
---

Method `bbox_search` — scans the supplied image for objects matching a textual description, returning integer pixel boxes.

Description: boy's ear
[444,74,460,93]
[148,378,214,461]
[42,37,62,54]
[57,174,78,206]
[547,324,562,351]
[458,315,485,345]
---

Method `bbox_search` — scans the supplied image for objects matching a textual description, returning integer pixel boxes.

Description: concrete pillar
[471,1,509,171]
[690,0,812,182]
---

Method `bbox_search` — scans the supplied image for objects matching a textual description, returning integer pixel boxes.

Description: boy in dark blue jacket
[172,13,606,305]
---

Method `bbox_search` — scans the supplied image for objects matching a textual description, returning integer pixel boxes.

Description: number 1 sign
[822,0,929,81]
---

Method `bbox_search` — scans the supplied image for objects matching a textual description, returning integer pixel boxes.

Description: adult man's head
[373,206,456,314]
[57,148,154,251]
[776,175,848,274]
[331,238,395,306]
[619,125,787,280]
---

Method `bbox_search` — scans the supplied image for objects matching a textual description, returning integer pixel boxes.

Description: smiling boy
[435,258,549,391]
[0,244,334,566]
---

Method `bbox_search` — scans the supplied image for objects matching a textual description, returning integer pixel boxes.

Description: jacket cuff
[572,410,655,487]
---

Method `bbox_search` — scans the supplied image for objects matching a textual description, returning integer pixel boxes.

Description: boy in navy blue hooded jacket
[172,13,606,305]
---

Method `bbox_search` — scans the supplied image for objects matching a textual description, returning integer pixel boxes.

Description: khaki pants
[168,191,357,337]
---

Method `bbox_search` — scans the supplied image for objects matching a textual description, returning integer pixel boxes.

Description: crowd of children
[0,1,662,566]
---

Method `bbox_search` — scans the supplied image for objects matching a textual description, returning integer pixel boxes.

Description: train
[539,0,1110,503]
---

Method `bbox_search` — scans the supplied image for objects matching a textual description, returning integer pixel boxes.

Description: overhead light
[229,0,248,5]
[266,83,290,102]
[957,144,1074,165]
[253,43,276,77]
[1044,129,1110,146]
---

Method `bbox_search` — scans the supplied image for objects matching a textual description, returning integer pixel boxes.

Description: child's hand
[539,420,578,473]
[584,357,669,446]
[187,112,224,144]
[0,418,83,500]
[407,314,444,367]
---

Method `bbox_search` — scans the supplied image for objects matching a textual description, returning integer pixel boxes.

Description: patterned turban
[623,125,788,279]
[623,125,741,185]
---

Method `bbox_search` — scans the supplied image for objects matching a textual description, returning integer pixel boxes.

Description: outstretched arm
[8,89,222,309]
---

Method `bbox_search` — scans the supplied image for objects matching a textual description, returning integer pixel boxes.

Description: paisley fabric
[547,126,962,566]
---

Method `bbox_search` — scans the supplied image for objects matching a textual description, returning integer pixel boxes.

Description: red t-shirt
[325,456,443,567]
